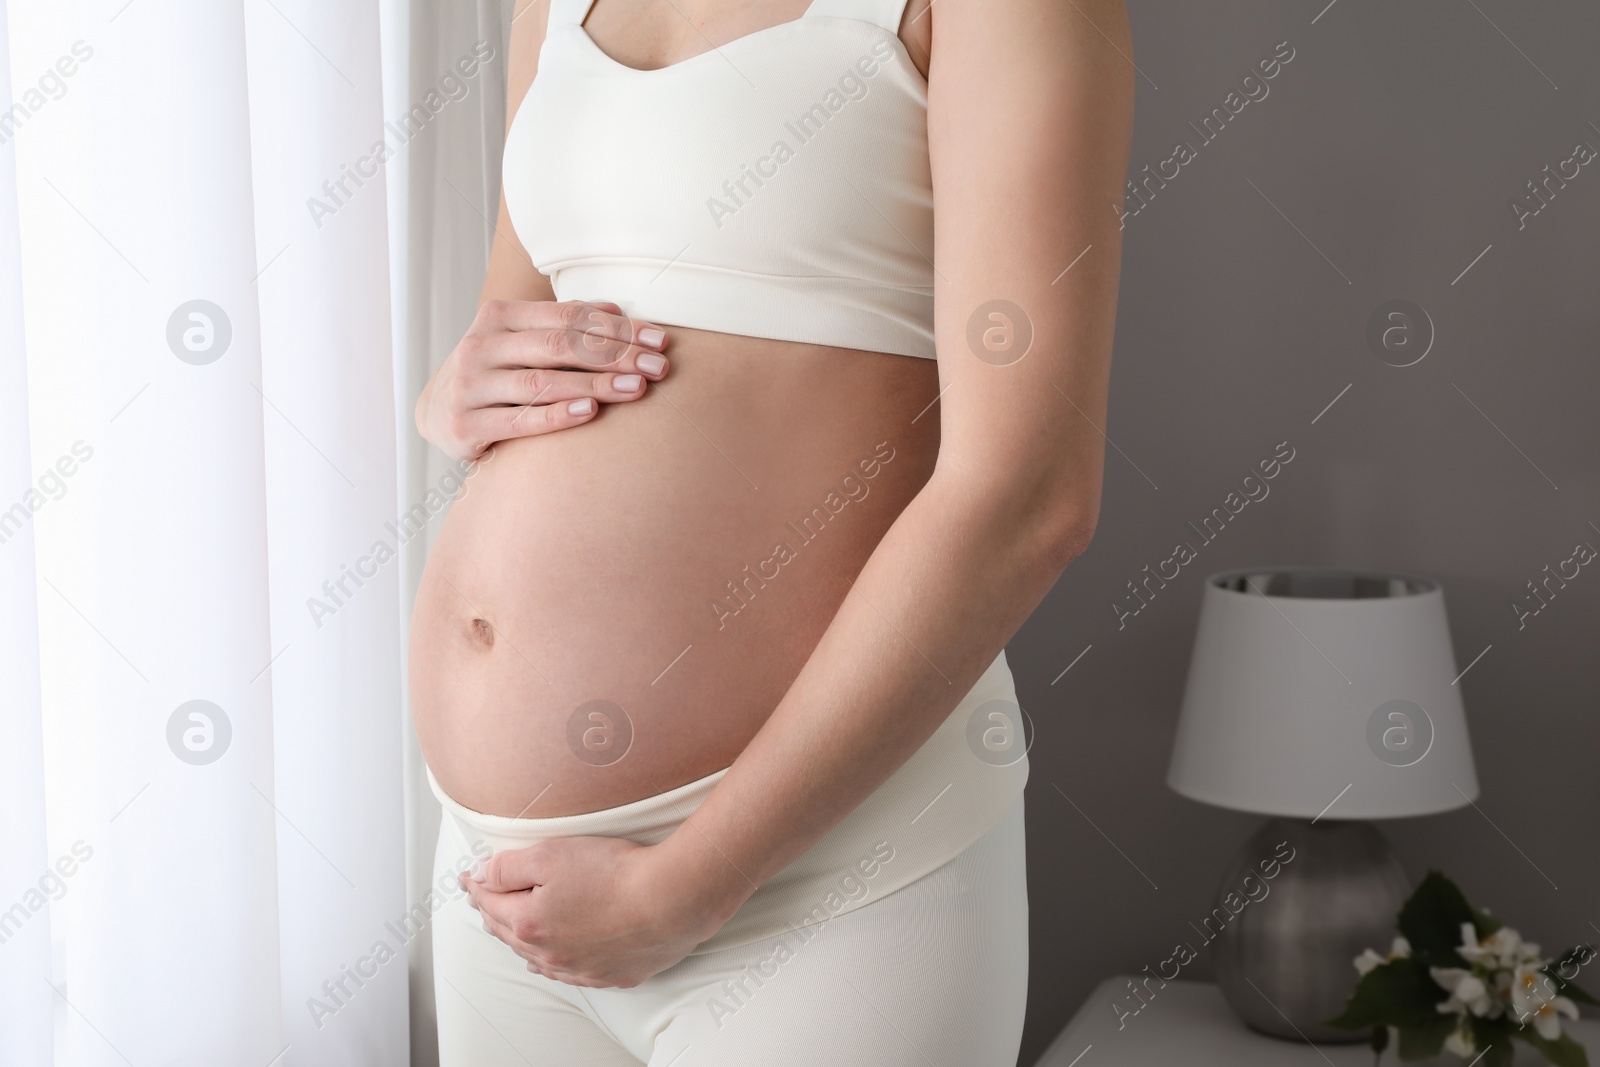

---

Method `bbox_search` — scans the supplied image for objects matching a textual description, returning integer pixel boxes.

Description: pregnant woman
[408,0,1131,1062]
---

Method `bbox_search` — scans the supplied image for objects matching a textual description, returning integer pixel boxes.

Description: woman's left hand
[459,835,738,988]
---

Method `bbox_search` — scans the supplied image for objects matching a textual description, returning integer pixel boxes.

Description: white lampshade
[1167,567,1480,820]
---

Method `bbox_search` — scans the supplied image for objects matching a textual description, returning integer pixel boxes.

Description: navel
[467,617,495,649]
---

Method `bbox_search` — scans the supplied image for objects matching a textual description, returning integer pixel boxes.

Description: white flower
[1510,962,1549,1016]
[1444,1026,1477,1057]
[1459,924,1541,968]
[1529,996,1579,1040]
[1354,936,1413,975]
[1509,961,1577,1038]
[1431,967,1496,1017]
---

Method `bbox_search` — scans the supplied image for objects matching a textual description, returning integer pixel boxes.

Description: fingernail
[639,327,665,348]
[636,353,666,375]
[568,399,594,417]
[469,858,487,882]
[614,374,643,393]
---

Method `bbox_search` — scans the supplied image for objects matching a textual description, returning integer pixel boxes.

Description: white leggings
[431,793,1029,1066]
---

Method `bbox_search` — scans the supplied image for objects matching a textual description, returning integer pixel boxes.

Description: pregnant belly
[409,327,941,817]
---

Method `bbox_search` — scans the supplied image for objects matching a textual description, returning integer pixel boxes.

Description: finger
[477,903,566,976]
[479,914,553,975]
[479,299,667,359]
[529,961,608,988]
[471,886,535,933]
[473,847,547,894]
[479,909,519,948]
[472,322,666,375]
[449,400,599,457]
[475,366,654,408]
[465,885,527,953]
[576,301,666,376]
[561,301,668,354]
[473,902,605,986]
[521,325,665,373]
[527,960,596,985]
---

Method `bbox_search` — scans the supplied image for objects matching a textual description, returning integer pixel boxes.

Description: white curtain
[385,1,510,1063]
[1,1,509,1063]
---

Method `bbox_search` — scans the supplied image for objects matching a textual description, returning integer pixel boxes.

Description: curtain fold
[0,0,440,1062]
[385,2,510,1063]
[15,0,287,1059]
[2,0,506,1061]
[242,2,409,1064]
[0,3,55,1061]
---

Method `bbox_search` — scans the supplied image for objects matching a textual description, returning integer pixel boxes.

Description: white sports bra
[503,0,936,359]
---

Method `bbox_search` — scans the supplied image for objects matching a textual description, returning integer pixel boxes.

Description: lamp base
[1212,817,1411,1042]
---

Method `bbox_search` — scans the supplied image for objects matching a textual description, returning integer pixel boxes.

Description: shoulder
[923,0,1132,81]
[509,0,555,116]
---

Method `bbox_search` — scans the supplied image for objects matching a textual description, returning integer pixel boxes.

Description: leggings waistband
[431,649,1029,955]
[427,762,728,851]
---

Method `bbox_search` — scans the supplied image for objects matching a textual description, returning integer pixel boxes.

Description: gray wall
[1013,1,1600,1062]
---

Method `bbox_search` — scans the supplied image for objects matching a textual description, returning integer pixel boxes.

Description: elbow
[1039,495,1100,571]
[931,462,1101,575]
[1004,477,1101,578]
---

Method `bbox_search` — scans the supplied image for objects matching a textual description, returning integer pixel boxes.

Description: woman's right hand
[417,298,670,462]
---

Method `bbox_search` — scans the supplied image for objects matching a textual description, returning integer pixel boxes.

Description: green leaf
[1327,959,1449,1030]
[1514,1026,1590,1067]
[1397,871,1476,966]
[1480,1040,1515,1067]
[1470,1018,1516,1067]
[1545,947,1600,1006]
[1396,1013,1457,1060]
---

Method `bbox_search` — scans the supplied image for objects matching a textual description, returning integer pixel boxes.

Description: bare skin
[413,0,1134,988]
[412,335,942,816]
[412,0,942,820]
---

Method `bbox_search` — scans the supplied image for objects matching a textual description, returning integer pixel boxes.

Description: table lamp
[1167,567,1480,1042]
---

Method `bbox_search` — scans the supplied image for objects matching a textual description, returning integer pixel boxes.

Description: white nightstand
[1036,976,1600,1067]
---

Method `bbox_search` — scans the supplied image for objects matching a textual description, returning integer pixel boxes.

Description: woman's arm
[416,0,673,462]
[461,0,1134,987]
[479,2,558,305]
[653,0,1135,917]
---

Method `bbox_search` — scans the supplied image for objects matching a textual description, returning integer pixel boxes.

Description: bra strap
[804,0,911,32]
[548,0,597,27]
